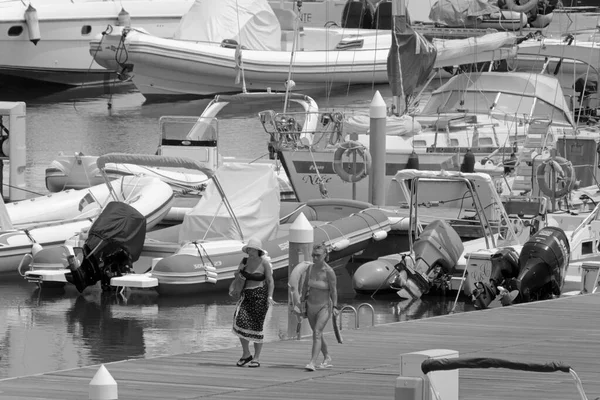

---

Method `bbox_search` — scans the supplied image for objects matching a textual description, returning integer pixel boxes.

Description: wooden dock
[1,293,600,400]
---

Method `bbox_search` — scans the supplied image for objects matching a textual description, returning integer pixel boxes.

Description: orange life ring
[536,156,576,198]
[332,140,372,183]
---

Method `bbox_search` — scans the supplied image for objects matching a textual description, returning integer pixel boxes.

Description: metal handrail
[339,303,375,330]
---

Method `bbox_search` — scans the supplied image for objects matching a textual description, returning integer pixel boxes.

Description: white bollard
[396,349,459,400]
[89,364,118,400]
[369,90,387,206]
[287,212,314,339]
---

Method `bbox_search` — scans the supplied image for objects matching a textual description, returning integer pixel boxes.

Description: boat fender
[536,156,576,198]
[530,12,553,28]
[460,149,475,173]
[0,138,8,157]
[406,151,419,169]
[332,140,371,183]
[117,8,131,28]
[24,4,41,45]
[502,0,537,13]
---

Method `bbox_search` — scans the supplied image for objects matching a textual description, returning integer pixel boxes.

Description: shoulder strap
[301,263,312,300]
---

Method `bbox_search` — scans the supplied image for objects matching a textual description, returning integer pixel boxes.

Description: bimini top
[421,72,575,128]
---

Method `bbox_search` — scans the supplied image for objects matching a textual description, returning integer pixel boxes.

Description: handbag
[229,263,246,299]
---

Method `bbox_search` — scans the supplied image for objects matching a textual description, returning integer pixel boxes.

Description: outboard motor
[471,247,520,309]
[509,226,570,303]
[67,201,146,293]
[392,220,464,299]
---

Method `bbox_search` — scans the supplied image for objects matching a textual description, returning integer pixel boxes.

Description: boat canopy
[429,0,499,27]
[173,0,281,51]
[179,163,280,243]
[420,72,575,127]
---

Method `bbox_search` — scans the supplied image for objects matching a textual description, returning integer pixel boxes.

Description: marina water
[0,82,474,380]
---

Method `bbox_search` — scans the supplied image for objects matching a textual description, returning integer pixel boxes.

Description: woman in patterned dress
[231,237,275,368]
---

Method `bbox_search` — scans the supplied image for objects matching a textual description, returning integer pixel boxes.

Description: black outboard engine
[471,247,520,309]
[509,226,570,303]
[67,201,146,293]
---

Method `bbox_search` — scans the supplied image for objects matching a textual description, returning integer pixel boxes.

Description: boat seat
[272,7,304,51]
[374,0,392,30]
[341,0,374,29]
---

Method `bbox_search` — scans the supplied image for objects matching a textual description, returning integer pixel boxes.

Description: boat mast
[391,0,406,116]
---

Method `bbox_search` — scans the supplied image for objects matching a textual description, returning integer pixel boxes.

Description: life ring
[503,0,537,13]
[288,261,312,313]
[536,156,576,198]
[332,140,372,183]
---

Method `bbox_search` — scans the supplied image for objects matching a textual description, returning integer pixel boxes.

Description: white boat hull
[91,28,517,100]
[1,176,174,274]
[0,0,193,86]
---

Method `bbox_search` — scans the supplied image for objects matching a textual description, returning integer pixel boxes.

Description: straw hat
[242,237,266,254]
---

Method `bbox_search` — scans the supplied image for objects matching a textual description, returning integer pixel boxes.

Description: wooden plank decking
[1,293,599,400]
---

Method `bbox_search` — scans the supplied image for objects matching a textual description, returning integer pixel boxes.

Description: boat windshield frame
[420,89,574,127]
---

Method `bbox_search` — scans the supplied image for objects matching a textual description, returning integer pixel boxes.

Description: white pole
[369,91,387,206]
[288,212,313,339]
[89,364,118,400]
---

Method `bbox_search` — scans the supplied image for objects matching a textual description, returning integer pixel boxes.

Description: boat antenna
[283,0,302,113]
[234,0,247,92]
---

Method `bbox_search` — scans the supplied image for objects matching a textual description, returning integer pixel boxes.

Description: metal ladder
[338,303,375,330]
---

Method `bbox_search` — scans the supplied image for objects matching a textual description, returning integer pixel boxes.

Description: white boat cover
[0,194,12,230]
[429,0,499,26]
[173,0,281,51]
[179,163,280,243]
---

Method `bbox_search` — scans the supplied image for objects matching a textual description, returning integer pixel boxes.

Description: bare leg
[253,342,263,362]
[239,337,251,358]
[309,308,331,366]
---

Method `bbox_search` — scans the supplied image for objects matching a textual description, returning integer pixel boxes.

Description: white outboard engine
[391,220,464,299]
[66,201,146,293]
[509,226,570,303]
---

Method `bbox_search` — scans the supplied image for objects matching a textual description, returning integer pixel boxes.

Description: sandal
[318,356,333,369]
[305,363,316,371]
[248,360,260,368]
[236,355,253,367]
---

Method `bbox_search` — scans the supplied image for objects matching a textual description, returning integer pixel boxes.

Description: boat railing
[260,110,346,152]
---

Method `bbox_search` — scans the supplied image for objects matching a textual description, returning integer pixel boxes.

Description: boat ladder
[338,303,375,330]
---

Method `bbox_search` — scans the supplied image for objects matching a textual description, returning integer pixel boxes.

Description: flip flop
[248,360,260,368]
[236,355,253,367]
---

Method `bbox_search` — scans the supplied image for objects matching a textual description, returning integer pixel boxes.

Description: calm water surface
[0,82,475,380]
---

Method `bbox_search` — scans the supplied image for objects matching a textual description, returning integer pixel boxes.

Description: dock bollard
[89,364,118,400]
[369,90,386,206]
[287,212,314,339]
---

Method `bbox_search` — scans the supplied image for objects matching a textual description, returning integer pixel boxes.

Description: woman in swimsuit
[304,243,339,371]
[232,237,275,368]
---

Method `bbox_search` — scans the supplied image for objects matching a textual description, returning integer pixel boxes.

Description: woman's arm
[264,259,275,304]
[327,266,339,310]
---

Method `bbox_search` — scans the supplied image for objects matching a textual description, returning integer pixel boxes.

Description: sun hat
[242,237,266,254]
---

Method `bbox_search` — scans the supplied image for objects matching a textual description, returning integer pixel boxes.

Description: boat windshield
[421,90,572,125]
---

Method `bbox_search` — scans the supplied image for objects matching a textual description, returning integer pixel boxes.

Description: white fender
[24,4,41,45]
[288,261,312,308]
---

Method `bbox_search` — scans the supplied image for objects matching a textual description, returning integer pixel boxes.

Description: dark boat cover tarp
[86,201,146,262]
[421,357,571,374]
[387,15,437,101]
[429,0,499,26]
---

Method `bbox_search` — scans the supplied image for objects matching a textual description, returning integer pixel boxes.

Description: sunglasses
[311,253,324,257]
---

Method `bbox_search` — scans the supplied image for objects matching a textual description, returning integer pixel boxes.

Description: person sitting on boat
[232,237,275,368]
[301,243,340,371]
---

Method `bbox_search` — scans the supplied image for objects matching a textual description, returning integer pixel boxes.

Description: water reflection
[0,277,475,379]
